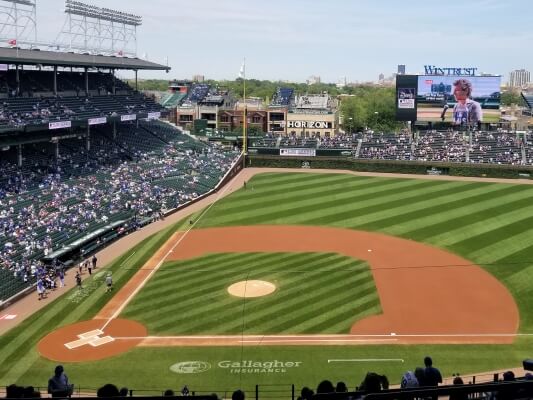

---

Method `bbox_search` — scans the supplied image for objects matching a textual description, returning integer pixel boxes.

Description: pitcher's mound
[228,280,276,298]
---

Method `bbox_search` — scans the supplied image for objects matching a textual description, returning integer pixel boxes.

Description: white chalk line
[99,174,238,331]
[110,332,533,340]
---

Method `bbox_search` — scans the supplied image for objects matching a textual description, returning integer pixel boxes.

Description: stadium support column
[135,70,138,92]
[15,65,20,96]
[85,67,89,96]
[112,69,116,95]
[53,66,57,96]
[86,125,91,152]
[17,144,22,167]
[113,121,117,140]
[55,141,59,161]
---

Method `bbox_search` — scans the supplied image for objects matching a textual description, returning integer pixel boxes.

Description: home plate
[368,249,372,252]
[391,332,396,336]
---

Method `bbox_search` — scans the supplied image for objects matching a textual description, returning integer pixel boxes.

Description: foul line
[100,176,237,331]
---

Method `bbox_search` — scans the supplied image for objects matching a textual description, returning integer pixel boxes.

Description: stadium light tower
[54,0,142,56]
[0,0,37,47]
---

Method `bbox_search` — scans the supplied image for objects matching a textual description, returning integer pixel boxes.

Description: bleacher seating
[0,93,164,129]
[271,87,294,106]
[0,120,240,302]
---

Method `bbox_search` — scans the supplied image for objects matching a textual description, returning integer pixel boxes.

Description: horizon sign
[424,66,478,76]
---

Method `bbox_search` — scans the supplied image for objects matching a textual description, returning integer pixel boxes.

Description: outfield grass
[121,253,380,335]
[2,172,533,392]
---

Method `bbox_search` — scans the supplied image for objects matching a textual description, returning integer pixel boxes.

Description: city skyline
[13,0,533,83]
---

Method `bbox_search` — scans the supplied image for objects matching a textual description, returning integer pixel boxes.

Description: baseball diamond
[3,168,533,393]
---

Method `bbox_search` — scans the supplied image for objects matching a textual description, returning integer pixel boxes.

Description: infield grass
[121,253,380,335]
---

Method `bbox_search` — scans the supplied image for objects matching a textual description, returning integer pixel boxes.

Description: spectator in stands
[359,372,389,393]
[232,389,245,400]
[449,376,468,400]
[401,370,419,389]
[96,383,120,398]
[297,387,314,400]
[423,356,443,386]
[47,365,73,398]
[316,380,335,394]
[335,381,348,392]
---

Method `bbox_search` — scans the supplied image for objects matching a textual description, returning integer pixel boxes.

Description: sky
[13,0,533,83]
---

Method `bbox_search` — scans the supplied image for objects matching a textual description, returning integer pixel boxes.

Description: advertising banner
[49,121,72,130]
[121,114,137,122]
[88,117,107,126]
[279,148,316,157]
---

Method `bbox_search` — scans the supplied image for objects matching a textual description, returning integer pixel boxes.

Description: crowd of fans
[5,357,533,399]
[0,121,240,302]
[248,130,531,165]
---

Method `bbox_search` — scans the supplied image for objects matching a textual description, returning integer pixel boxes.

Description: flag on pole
[8,39,16,46]
[238,59,245,79]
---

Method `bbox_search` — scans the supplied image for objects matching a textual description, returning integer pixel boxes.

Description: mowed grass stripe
[310,299,381,334]
[397,185,533,241]
[206,174,357,216]
[414,194,533,246]
[303,181,479,227]
[149,255,360,333]
[451,216,533,260]
[206,267,374,334]
[202,177,428,227]
[127,252,280,301]
[126,253,343,325]
[260,277,378,334]
[340,182,505,231]
[215,174,363,212]
[256,279,379,334]
[209,179,450,227]
[125,252,376,335]
[123,253,305,318]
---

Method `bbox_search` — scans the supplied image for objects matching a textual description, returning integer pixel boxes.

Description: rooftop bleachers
[271,87,294,106]
[186,84,210,103]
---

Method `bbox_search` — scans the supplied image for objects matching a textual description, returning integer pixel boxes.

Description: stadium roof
[0,47,169,71]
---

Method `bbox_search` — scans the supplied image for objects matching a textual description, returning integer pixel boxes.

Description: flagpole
[242,57,247,169]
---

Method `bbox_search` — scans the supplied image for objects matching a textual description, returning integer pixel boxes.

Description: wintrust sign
[423,66,478,76]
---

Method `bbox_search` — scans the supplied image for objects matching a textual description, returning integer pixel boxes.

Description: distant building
[192,74,205,82]
[306,75,321,85]
[397,64,406,75]
[509,69,530,88]
[378,73,385,82]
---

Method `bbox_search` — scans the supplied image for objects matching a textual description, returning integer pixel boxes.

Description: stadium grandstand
[0,47,241,304]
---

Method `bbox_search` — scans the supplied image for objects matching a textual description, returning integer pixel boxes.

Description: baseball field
[2,169,533,396]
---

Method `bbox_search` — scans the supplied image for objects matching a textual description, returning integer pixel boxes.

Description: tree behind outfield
[340,87,402,132]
